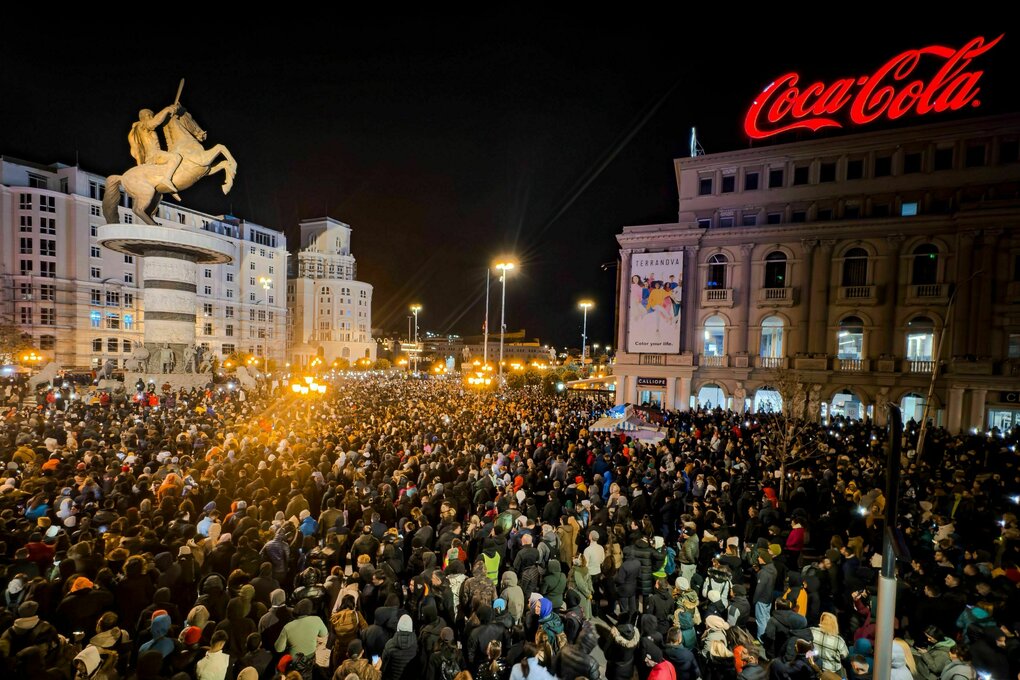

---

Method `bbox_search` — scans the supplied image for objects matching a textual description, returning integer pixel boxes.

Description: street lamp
[259,276,273,374]
[578,300,594,373]
[410,304,422,373]
[494,260,516,382]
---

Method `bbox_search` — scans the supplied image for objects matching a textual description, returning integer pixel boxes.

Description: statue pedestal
[98,224,234,388]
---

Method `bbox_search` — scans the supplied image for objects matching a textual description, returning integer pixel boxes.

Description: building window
[257,310,267,322]
[934,147,954,171]
[841,248,869,286]
[39,240,55,257]
[39,218,55,235]
[226,324,234,337]
[741,214,757,227]
[837,316,865,360]
[703,316,725,357]
[911,244,939,285]
[872,203,891,217]
[707,254,727,288]
[20,238,32,254]
[203,303,213,316]
[225,306,234,318]
[19,193,32,209]
[203,323,213,336]
[106,291,120,306]
[106,313,120,329]
[903,152,922,174]
[177,212,186,224]
[875,155,893,177]
[901,201,919,217]
[249,276,256,286]
[697,218,711,228]
[222,343,235,356]
[107,338,118,353]
[122,339,132,353]
[92,338,103,352]
[205,269,212,278]
[124,293,133,306]
[793,165,809,185]
[39,263,55,279]
[819,162,836,182]
[790,210,807,223]
[760,316,784,358]
[768,168,784,188]
[40,335,56,350]
[226,272,234,282]
[268,266,274,274]
[123,314,133,330]
[20,215,32,232]
[698,177,713,195]
[90,246,101,258]
[763,251,787,288]
[19,308,31,325]
[817,208,833,221]
[249,293,256,302]
[719,215,734,228]
[124,255,134,264]
[766,212,782,225]
[90,224,98,237]
[90,311,101,328]
[965,144,987,167]
[39,284,55,301]
[906,316,935,362]
[721,175,735,193]
[91,266,101,279]
[124,272,134,284]
[846,159,864,180]
[844,204,861,219]
[123,214,132,224]
[226,289,233,298]
[19,283,32,300]
[90,205,101,217]
[1009,334,1020,359]
[744,172,759,191]
[40,308,56,325]
[204,285,212,295]
[20,260,33,275]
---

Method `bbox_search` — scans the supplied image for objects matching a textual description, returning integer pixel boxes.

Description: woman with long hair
[508,641,557,680]
[811,612,850,676]
[476,640,509,680]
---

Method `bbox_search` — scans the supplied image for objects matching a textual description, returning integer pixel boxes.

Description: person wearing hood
[500,571,525,625]
[196,573,228,623]
[914,627,956,680]
[56,576,114,636]
[460,559,497,618]
[964,623,1009,680]
[381,614,418,680]
[259,588,294,652]
[139,612,175,659]
[274,597,327,660]
[534,597,564,652]
[540,559,567,609]
[89,611,131,678]
[615,546,641,616]
[465,605,506,667]
[73,644,114,680]
[195,630,231,680]
[215,596,256,660]
[250,562,280,610]
[604,611,642,680]
[891,639,917,680]
[638,613,665,680]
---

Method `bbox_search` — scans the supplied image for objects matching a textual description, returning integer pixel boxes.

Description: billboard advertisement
[626,252,682,354]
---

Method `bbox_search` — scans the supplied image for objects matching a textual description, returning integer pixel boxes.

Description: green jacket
[915,639,955,680]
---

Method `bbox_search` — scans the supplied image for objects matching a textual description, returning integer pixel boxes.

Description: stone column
[683,247,700,354]
[678,375,692,411]
[879,234,905,356]
[797,239,816,355]
[951,232,976,357]
[808,240,836,355]
[734,244,754,356]
[946,386,965,433]
[143,253,199,349]
[969,387,988,432]
[616,374,629,406]
[618,249,632,353]
[973,231,1000,357]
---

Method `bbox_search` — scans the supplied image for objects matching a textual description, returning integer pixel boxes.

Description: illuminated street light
[258,276,273,373]
[578,300,594,373]
[494,260,517,382]
[410,304,422,373]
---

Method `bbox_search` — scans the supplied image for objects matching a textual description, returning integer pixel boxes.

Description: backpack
[663,547,677,577]
[520,563,545,600]
[439,653,461,680]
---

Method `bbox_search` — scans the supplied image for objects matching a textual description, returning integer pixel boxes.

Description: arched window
[707,254,727,288]
[841,248,868,286]
[320,286,330,295]
[837,316,864,360]
[759,316,784,358]
[911,244,939,285]
[703,315,725,357]
[900,393,927,422]
[754,387,783,413]
[763,251,787,288]
[906,316,935,362]
[697,383,727,409]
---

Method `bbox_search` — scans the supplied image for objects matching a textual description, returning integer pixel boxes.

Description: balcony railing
[756,286,795,306]
[907,359,936,374]
[639,354,665,366]
[905,283,949,305]
[701,288,734,307]
[756,356,787,369]
[700,354,728,367]
[837,285,877,304]
[835,358,866,371]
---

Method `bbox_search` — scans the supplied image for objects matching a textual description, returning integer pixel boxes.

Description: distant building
[287,217,375,367]
[613,113,1020,433]
[0,156,287,369]
[425,330,556,366]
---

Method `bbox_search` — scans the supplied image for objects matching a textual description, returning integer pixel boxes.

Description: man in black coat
[615,547,641,616]
[663,626,701,680]
[554,640,600,680]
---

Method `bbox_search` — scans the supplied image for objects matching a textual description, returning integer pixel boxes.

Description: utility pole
[873,404,903,680]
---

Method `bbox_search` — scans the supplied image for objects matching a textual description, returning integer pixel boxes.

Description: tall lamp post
[495,260,516,382]
[258,276,272,374]
[578,300,593,375]
[410,304,422,374]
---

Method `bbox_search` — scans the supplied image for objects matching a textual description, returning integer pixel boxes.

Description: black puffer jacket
[381,630,418,680]
[615,552,641,598]
[631,538,656,595]
[554,642,600,680]
[605,623,641,680]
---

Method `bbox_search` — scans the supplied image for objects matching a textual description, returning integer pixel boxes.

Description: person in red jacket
[648,657,677,680]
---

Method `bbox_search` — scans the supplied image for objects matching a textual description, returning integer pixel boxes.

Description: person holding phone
[333,639,381,680]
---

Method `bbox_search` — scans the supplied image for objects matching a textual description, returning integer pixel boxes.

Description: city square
[1,20,1019,680]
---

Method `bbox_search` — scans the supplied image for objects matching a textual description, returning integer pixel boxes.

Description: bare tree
[0,315,34,366]
[755,367,823,500]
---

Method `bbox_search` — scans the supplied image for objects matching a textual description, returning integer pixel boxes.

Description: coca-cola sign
[744,35,1003,140]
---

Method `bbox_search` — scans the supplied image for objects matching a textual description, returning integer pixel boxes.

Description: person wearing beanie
[274,597,327,661]
[381,614,417,680]
[55,575,113,637]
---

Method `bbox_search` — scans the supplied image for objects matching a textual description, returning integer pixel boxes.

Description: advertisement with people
[626,252,683,353]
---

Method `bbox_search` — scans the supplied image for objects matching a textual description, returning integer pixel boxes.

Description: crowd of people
[0,373,1018,680]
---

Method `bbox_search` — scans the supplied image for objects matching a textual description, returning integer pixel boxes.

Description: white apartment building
[613,114,1020,433]
[0,157,288,370]
[287,217,375,367]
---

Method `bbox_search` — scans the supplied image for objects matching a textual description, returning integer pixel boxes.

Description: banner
[626,253,682,353]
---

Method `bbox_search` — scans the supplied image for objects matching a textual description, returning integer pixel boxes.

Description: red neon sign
[744,35,1003,140]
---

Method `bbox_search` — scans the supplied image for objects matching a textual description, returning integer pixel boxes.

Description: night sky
[2,18,1017,349]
